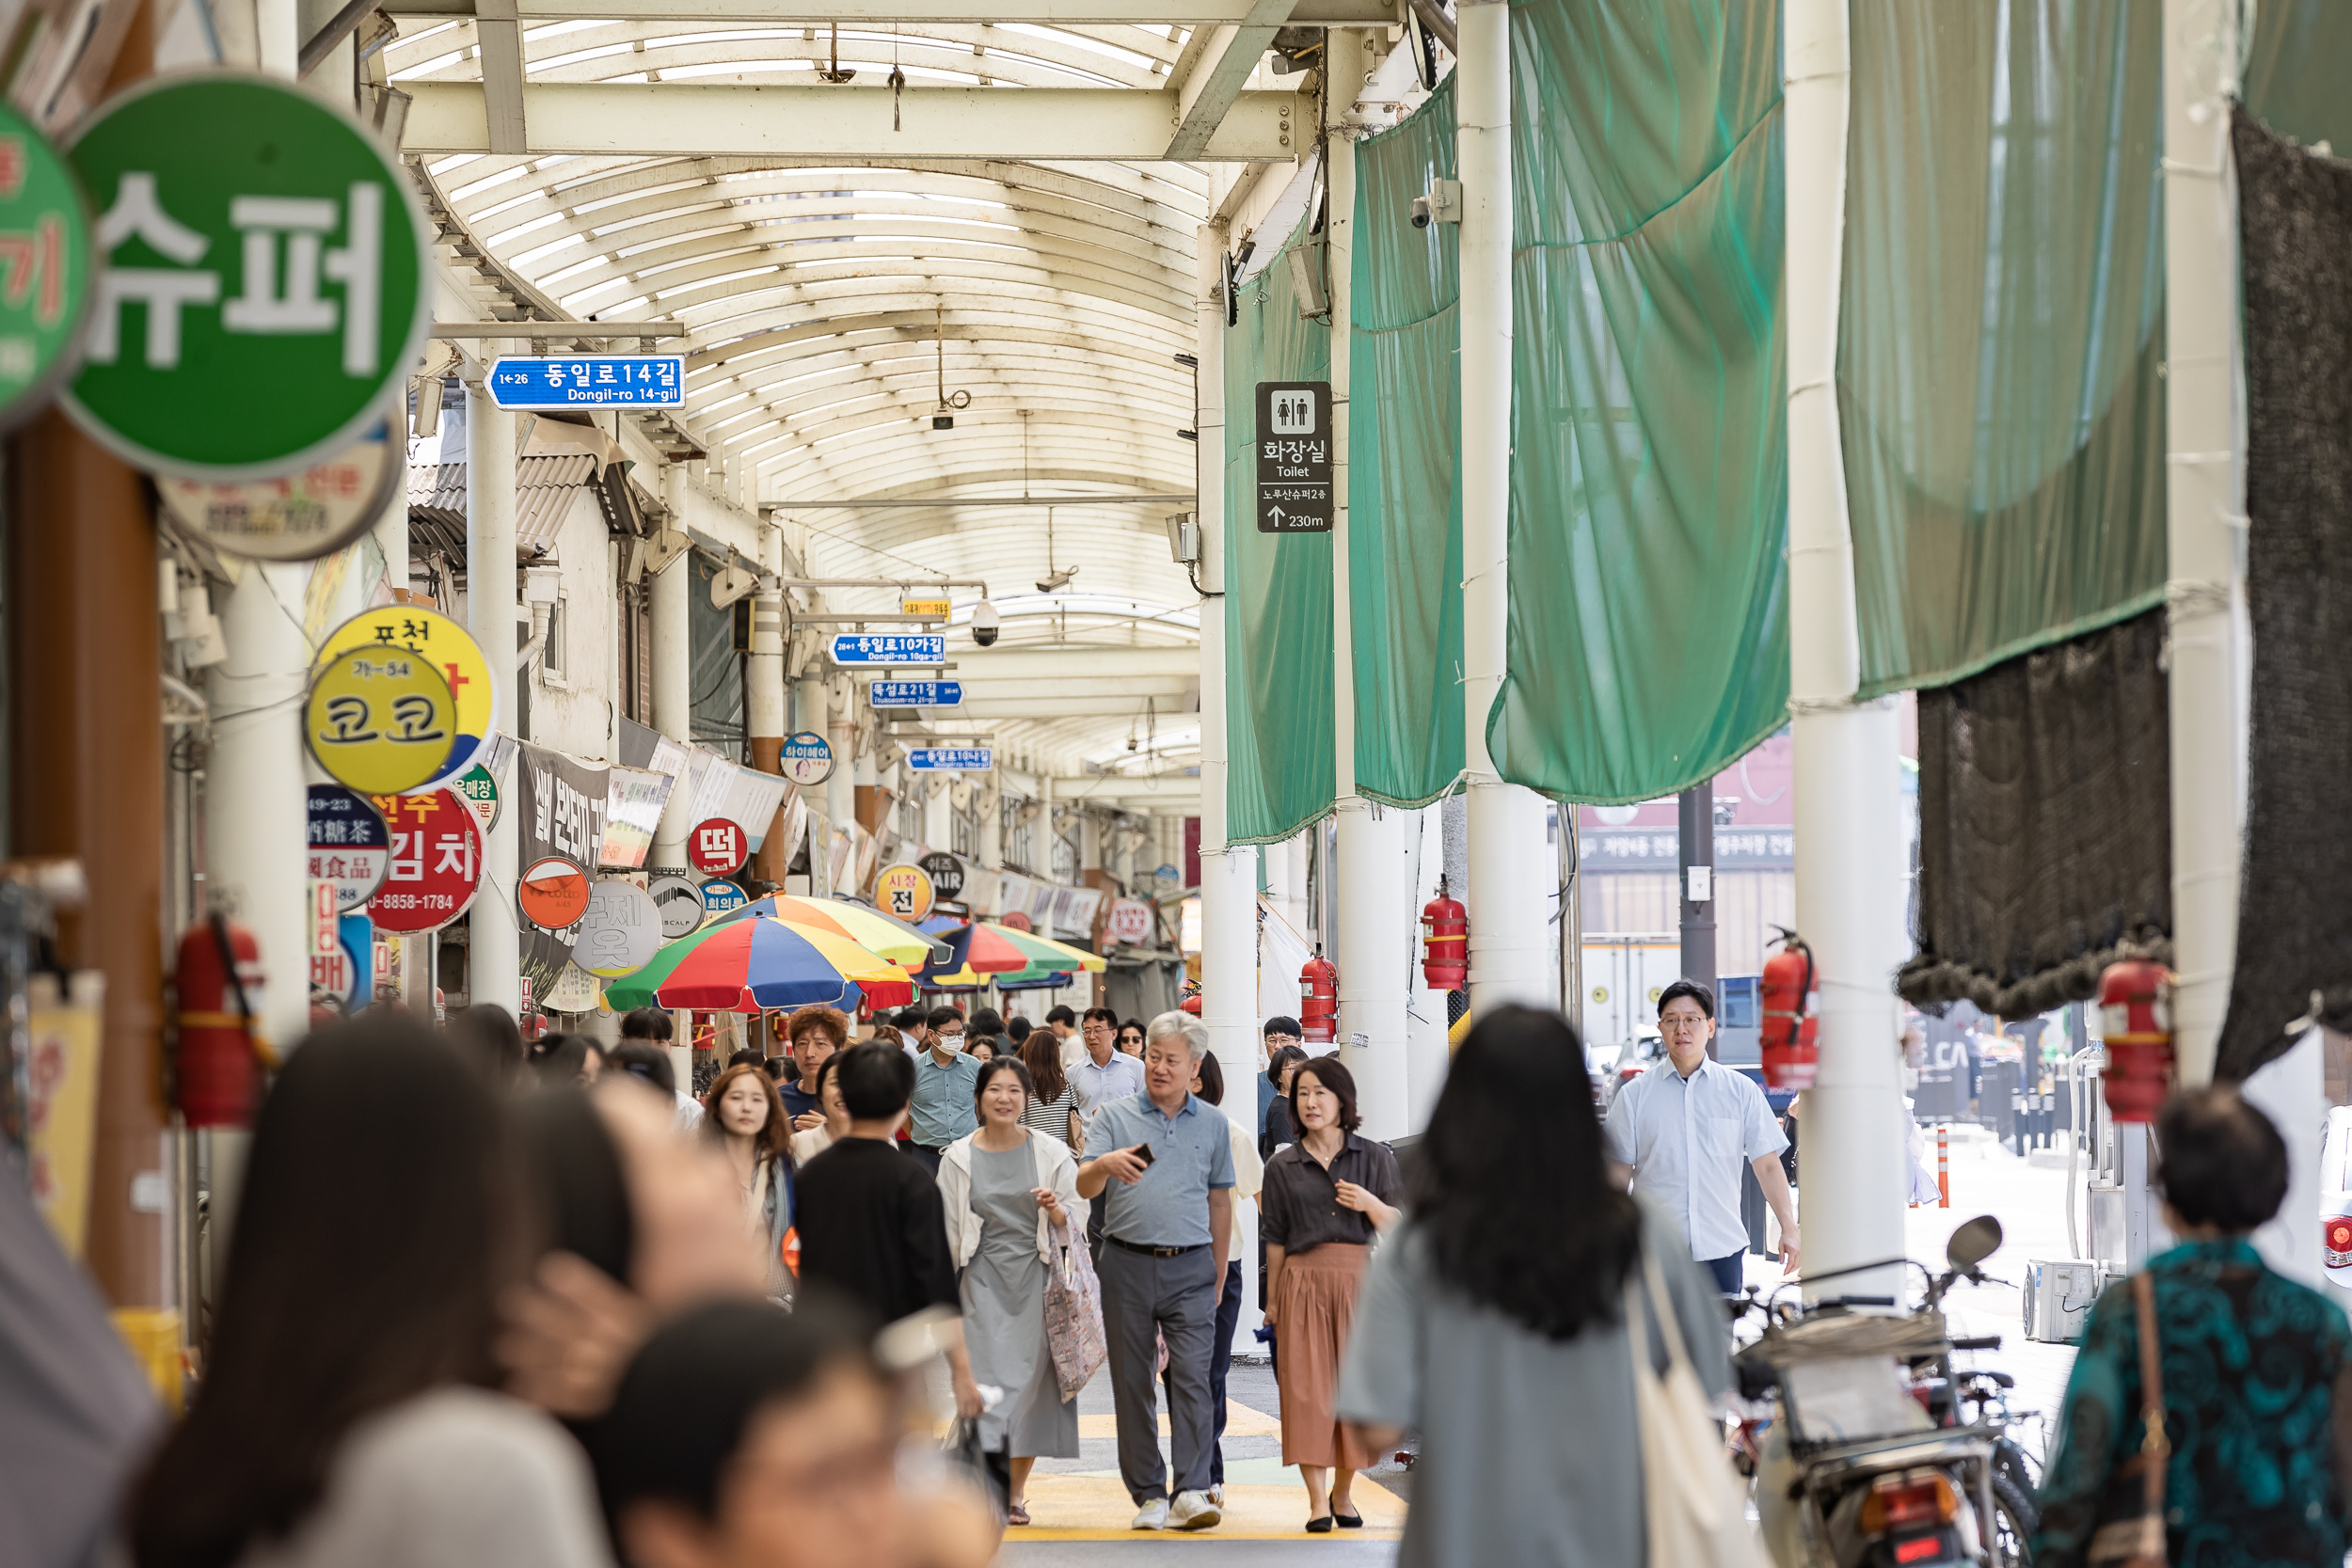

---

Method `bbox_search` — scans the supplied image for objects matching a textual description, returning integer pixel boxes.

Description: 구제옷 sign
[366,789,482,934]
[64,73,429,480]
[574,880,662,979]
[0,102,92,432]
[487,354,683,410]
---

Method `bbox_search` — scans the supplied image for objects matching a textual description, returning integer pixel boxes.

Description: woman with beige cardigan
[937,1055,1089,1527]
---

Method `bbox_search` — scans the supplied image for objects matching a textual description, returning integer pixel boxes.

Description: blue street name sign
[907,747,993,772]
[869,680,962,707]
[486,355,684,410]
[831,633,946,665]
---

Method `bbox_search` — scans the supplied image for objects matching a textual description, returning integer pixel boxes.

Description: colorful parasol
[711,894,945,968]
[603,916,911,1013]
[985,922,1109,974]
[923,921,1036,978]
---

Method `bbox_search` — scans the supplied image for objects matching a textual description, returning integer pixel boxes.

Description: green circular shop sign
[0,103,92,430]
[63,72,428,480]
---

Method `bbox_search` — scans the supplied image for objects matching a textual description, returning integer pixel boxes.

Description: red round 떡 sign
[689,817,747,876]
[366,789,483,933]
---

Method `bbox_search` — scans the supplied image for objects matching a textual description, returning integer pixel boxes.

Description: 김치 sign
[304,647,454,794]
[487,355,683,409]
[366,789,482,933]
[63,73,428,479]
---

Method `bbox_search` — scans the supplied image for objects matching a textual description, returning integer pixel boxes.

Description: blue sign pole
[831,633,946,666]
[486,355,686,410]
[868,680,963,707]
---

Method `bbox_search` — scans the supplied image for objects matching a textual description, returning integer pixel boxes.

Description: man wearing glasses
[1604,979,1799,1295]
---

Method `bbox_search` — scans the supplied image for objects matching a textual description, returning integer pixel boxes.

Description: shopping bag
[1629,1246,1766,1568]
[1043,1241,1108,1400]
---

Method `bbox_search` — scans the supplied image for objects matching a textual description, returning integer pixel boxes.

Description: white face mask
[937,1034,966,1054]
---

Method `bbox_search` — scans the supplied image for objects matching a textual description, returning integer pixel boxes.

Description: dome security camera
[1410,195,1432,230]
[971,600,1001,648]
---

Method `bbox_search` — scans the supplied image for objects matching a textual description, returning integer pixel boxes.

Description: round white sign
[647,870,705,939]
[780,731,834,786]
[158,420,401,561]
[575,880,664,979]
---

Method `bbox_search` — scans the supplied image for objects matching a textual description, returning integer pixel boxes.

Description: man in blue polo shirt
[1077,1010,1233,1533]
[905,1007,978,1174]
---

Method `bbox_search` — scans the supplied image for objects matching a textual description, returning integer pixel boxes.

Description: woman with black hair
[1262,1056,1398,1530]
[935,1055,1087,1526]
[1260,1044,1310,1161]
[124,1018,611,1568]
[528,1031,603,1089]
[1335,1005,1730,1567]
[703,1061,796,1301]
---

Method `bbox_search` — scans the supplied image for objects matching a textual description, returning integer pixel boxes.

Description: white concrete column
[651,464,693,870]
[826,673,857,832]
[2160,0,2248,1090]
[1787,0,1904,1300]
[204,566,313,1052]
[256,0,296,76]
[1457,0,1550,1018]
[1323,27,1408,1138]
[466,371,521,1014]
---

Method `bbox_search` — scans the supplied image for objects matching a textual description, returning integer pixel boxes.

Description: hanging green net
[1486,0,1791,805]
[1840,0,2167,698]
[1222,219,1335,847]
[2245,0,2352,154]
[1350,74,1466,809]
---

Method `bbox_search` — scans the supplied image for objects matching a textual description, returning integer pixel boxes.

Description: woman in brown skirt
[1261,1055,1401,1531]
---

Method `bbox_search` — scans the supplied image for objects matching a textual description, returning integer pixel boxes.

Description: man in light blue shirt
[1070,1021,1147,1136]
[1076,1011,1233,1532]
[905,1008,978,1174]
[1604,979,1799,1295]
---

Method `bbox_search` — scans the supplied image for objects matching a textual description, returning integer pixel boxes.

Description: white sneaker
[1131,1498,1169,1530]
[1169,1490,1222,1530]
[1209,1483,1228,1509]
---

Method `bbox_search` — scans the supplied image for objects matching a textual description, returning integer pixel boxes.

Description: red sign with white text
[366,789,484,934]
[688,816,747,876]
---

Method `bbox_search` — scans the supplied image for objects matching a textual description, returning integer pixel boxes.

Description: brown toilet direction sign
[1255,379,1331,532]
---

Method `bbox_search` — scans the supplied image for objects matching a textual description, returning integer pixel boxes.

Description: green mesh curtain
[1223,222,1335,846]
[1350,75,1466,808]
[1486,0,1791,805]
[2245,0,2352,153]
[1840,1,2167,698]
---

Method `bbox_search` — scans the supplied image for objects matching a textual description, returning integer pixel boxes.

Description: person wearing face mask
[906,1006,981,1175]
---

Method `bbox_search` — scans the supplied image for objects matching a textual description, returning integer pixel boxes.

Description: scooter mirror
[1946,1214,2003,1273]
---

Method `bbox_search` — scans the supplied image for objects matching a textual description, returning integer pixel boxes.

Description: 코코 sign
[314,607,498,790]
[0,102,92,431]
[63,73,429,479]
[304,647,456,795]
[487,355,683,410]
[1254,380,1332,532]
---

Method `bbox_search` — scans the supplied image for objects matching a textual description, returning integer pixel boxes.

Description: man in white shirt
[1604,979,1799,1295]
[1047,1004,1084,1070]
[1068,1006,1146,1270]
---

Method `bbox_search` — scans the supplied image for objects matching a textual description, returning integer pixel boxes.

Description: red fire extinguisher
[1758,927,1819,1090]
[1300,948,1339,1045]
[1420,879,1468,991]
[2097,957,2174,1123]
[173,913,275,1128]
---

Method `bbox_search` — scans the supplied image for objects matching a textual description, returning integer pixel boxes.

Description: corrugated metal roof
[408,453,602,569]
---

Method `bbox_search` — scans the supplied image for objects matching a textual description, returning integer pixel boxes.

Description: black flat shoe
[1305,1516,1334,1534]
[1332,1509,1364,1529]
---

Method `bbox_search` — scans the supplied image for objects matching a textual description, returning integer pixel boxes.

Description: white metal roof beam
[1165,0,1295,160]
[405,82,1302,159]
[472,0,530,154]
[391,0,1390,23]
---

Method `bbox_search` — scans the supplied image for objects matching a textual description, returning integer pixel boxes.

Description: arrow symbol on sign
[1266,504,1286,527]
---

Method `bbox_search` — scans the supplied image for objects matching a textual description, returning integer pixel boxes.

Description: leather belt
[1106,1236,1206,1259]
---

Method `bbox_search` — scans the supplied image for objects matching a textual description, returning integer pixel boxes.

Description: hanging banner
[0,102,93,433]
[512,742,612,1000]
[315,606,498,790]
[24,972,103,1259]
[545,962,601,1012]
[306,784,390,912]
[575,879,663,979]
[365,789,481,933]
[599,764,672,868]
[303,646,455,794]
[63,72,430,479]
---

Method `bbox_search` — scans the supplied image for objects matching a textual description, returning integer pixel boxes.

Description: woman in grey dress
[937,1055,1088,1527]
[1336,1005,1733,1568]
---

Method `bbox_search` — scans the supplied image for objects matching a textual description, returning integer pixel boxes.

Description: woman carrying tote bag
[2034,1087,2352,1568]
[1334,1005,1750,1568]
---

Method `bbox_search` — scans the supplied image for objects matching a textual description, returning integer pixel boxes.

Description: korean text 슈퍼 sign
[832,633,946,666]
[487,355,683,410]
[1255,380,1331,533]
[64,73,428,480]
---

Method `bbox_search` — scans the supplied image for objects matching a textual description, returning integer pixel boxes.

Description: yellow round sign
[304,648,457,794]
[314,606,499,790]
[876,863,934,923]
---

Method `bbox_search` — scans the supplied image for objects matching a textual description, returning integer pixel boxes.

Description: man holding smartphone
[1077,1011,1234,1532]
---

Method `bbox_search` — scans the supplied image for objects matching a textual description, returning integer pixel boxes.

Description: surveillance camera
[1409,195,1432,230]
[971,600,1000,648]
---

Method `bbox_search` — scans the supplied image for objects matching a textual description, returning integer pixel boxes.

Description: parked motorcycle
[1733,1215,2037,1568]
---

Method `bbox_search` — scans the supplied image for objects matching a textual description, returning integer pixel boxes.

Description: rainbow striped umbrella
[986,922,1108,974]
[603,916,910,1013]
[711,894,944,968]
[921,921,1034,979]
